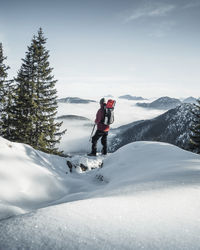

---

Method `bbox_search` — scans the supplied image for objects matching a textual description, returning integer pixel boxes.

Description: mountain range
[110,103,194,152]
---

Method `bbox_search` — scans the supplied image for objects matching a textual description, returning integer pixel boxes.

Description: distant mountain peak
[136,96,181,110]
[118,94,146,100]
[183,96,197,104]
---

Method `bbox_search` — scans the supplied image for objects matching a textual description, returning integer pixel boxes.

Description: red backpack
[102,99,116,125]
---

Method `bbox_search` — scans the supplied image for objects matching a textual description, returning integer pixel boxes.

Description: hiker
[88,98,110,156]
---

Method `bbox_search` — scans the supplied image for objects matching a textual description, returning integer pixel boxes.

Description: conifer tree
[190,99,200,153]
[1,79,15,139]
[0,42,11,136]
[13,28,66,154]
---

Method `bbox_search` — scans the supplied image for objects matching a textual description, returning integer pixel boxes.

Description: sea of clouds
[57,97,165,154]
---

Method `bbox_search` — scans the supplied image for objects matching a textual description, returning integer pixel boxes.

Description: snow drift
[0,136,103,220]
[1,138,200,249]
[0,137,68,219]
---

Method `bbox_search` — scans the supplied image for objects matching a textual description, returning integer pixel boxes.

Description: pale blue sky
[0,0,200,98]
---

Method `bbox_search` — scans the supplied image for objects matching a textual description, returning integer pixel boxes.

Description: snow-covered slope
[0,137,101,220]
[0,137,68,219]
[1,138,200,249]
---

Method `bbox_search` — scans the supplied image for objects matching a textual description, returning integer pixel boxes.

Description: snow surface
[1,137,200,249]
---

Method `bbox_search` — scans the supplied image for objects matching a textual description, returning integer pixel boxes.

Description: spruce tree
[1,79,15,139]
[0,42,11,136]
[13,28,66,154]
[190,99,200,153]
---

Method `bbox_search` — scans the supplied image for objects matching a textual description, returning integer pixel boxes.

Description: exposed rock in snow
[66,154,104,173]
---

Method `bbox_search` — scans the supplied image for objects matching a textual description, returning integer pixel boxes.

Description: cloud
[125,3,176,22]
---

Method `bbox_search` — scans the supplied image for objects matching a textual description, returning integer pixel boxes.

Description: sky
[0,0,200,99]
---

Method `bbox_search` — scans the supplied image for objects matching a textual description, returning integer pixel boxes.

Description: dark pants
[91,130,108,155]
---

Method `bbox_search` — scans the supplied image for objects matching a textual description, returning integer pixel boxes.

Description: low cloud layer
[57,98,165,154]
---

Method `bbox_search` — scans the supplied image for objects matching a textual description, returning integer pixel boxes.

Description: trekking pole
[89,124,96,142]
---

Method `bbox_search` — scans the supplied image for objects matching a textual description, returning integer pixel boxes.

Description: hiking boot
[101,149,107,155]
[87,152,97,157]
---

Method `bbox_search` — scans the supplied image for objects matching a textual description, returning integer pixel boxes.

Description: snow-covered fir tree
[190,99,200,153]
[10,28,66,155]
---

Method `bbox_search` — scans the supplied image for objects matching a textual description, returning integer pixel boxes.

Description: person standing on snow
[88,98,109,156]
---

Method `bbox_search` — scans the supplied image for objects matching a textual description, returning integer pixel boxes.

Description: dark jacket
[95,106,109,132]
